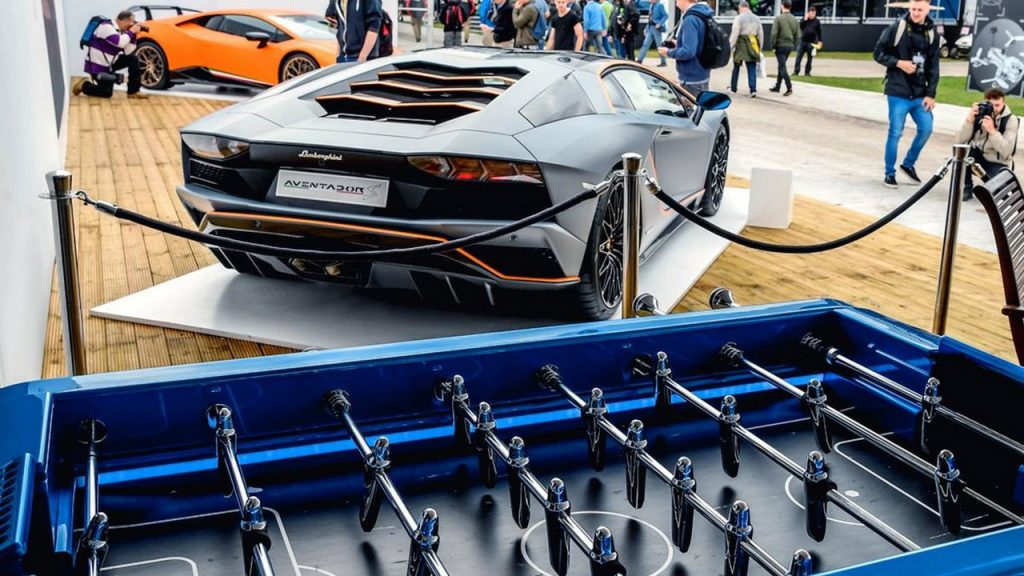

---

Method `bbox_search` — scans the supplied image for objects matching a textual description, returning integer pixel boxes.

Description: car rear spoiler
[126,4,199,20]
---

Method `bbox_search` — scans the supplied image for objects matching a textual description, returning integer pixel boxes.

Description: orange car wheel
[280,53,319,83]
[136,41,171,90]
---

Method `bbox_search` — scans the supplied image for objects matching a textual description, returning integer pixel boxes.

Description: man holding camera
[957,88,1019,201]
[72,10,148,99]
[873,0,940,189]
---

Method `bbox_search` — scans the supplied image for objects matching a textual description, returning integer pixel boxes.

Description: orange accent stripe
[315,93,485,111]
[205,211,580,284]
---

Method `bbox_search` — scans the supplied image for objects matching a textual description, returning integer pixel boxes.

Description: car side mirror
[696,91,731,111]
[245,31,271,48]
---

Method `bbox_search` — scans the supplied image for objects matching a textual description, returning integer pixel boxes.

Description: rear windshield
[273,15,336,40]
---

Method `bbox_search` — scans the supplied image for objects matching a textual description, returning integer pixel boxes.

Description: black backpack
[691,11,730,69]
[378,11,394,57]
[80,15,107,49]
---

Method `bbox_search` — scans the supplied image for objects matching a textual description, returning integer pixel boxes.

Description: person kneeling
[73,10,147,99]
[957,88,1019,201]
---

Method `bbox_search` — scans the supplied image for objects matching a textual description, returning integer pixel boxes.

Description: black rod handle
[671,457,697,553]
[654,351,673,416]
[449,376,473,448]
[625,420,648,508]
[803,451,832,542]
[724,501,753,576]
[407,508,441,576]
[585,388,609,471]
[589,526,627,576]
[359,437,391,532]
[475,402,499,488]
[719,396,741,478]
[507,437,532,529]
[934,449,963,534]
[545,478,572,576]
[804,380,833,454]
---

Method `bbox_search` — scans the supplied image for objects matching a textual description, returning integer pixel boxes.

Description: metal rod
[208,406,278,576]
[933,144,970,335]
[803,333,1024,459]
[536,367,796,576]
[325,393,450,576]
[76,419,108,576]
[46,170,87,375]
[709,287,739,310]
[652,365,918,551]
[622,153,643,319]
[723,345,1024,526]
[440,377,625,575]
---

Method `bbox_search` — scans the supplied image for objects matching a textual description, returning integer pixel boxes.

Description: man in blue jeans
[637,0,668,66]
[872,0,940,188]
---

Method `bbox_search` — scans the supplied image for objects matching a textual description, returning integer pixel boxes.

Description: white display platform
[92,188,749,350]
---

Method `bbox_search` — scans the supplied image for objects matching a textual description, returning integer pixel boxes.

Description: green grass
[761,50,874,60]
[791,75,1024,110]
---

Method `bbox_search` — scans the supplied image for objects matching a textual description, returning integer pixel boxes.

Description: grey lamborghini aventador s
[176,47,730,319]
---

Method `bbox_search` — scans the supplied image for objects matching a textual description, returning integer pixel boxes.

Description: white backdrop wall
[64,0,400,77]
[0,0,68,386]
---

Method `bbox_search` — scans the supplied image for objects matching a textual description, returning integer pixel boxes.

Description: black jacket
[612,1,640,38]
[799,18,821,44]
[873,15,940,99]
[492,0,516,43]
[326,0,383,59]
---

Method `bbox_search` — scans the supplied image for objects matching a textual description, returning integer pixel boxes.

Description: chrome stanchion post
[45,170,87,375]
[932,145,970,335]
[622,153,643,319]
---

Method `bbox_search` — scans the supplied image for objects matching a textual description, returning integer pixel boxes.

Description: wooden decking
[41,93,1015,378]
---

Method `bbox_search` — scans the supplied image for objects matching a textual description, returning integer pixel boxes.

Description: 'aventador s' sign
[275,168,389,208]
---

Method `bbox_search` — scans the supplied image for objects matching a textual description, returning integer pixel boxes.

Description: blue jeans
[730,61,756,93]
[337,54,359,63]
[638,26,665,64]
[601,34,612,55]
[614,37,624,58]
[885,95,934,177]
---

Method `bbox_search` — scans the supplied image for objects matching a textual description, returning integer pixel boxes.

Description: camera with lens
[661,38,676,49]
[974,100,996,131]
[912,52,925,76]
[95,72,125,85]
[138,24,150,32]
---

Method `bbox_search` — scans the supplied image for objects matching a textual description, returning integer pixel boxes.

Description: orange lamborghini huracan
[134,8,339,90]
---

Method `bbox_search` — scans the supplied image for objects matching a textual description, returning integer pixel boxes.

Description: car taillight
[182,133,250,160]
[408,155,544,184]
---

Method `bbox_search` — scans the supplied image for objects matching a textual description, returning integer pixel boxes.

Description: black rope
[79,186,600,261]
[653,171,946,254]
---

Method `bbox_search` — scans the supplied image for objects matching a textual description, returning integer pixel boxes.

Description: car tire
[280,53,319,83]
[572,175,624,320]
[135,41,171,90]
[939,45,950,59]
[700,125,729,217]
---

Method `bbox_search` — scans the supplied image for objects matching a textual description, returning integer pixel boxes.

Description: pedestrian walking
[439,0,469,46]
[637,0,668,65]
[583,0,608,54]
[793,5,821,76]
[546,0,583,50]
[405,0,426,42]
[492,0,516,47]
[729,1,763,97]
[463,0,478,44]
[613,0,640,60]
[769,0,799,95]
[479,0,496,46]
[658,0,713,94]
[533,0,550,48]
[326,0,384,63]
[873,0,940,188]
[599,0,614,55]
[513,0,540,47]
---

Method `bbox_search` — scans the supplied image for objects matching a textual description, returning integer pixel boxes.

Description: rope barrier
[75,181,607,262]
[73,158,952,262]
[646,159,952,254]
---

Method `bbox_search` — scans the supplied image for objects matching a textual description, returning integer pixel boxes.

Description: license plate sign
[275,169,389,208]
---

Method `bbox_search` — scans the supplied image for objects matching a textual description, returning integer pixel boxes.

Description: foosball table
[4,298,1024,576]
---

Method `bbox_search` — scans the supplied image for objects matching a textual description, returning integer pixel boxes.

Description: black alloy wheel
[596,181,624,310]
[700,127,729,216]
